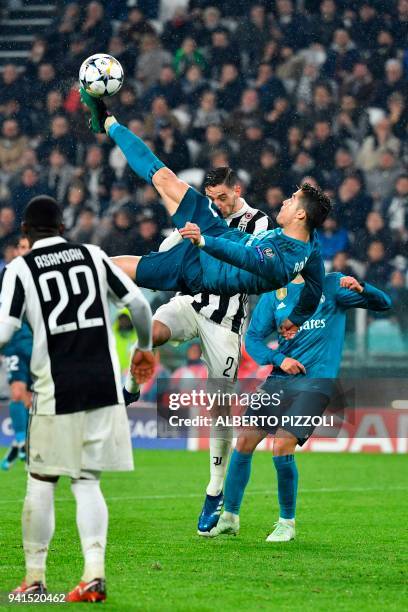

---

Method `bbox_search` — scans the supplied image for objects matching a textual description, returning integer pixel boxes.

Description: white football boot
[266,519,295,542]
[209,512,239,537]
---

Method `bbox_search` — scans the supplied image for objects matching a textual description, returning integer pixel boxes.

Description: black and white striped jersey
[0,236,141,415]
[191,200,274,333]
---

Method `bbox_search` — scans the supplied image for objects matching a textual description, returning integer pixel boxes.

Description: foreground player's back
[2,237,131,415]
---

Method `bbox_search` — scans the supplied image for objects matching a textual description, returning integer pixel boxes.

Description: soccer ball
[79,53,124,98]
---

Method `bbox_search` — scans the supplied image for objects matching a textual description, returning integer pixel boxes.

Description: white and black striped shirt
[190,200,273,333]
[0,237,144,415]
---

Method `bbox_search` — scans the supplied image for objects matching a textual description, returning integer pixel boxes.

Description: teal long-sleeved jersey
[246,273,392,378]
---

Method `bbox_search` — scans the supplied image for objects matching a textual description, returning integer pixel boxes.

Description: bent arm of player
[101,252,154,387]
[246,294,306,375]
[285,248,324,331]
[246,294,286,366]
[80,88,190,217]
[335,276,392,311]
[180,223,287,284]
[0,265,25,348]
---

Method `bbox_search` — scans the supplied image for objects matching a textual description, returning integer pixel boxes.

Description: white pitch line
[0,485,407,505]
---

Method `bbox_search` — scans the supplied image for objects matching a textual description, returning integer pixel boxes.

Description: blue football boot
[197,492,224,536]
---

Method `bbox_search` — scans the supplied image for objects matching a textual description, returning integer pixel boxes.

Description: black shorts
[245,379,332,446]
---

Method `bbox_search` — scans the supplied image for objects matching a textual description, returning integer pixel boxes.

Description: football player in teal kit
[1,237,32,470]
[210,273,391,542]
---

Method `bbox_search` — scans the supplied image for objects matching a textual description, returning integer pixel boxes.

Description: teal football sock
[273,454,298,520]
[10,400,28,444]
[108,123,165,184]
[224,449,253,515]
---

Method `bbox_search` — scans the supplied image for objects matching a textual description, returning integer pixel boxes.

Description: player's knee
[152,320,171,347]
[153,166,175,189]
[273,431,297,456]
[235,435,257,454]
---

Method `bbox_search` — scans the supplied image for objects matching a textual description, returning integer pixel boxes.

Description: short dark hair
[23,195,62,230]
[299,183,332,230]
[203,167,238,189]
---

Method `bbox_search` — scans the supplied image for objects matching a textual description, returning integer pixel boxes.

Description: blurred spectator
[69,207,98,244]
[331,250,355,276]
[318,215,349,261]
[309,119,340,172]
[43,149,75,203]
[237,122,265,173]
[171,342,207,380]
[261,186,284,224]
[0,120,28,176]
[253,62,286,112]
[216,64,245,112]
[356,117,400,173]
[234,4,270,65]
[365,150,404,205]
[103,182,135,221]
[227,89,263,139]
[119,7,156,49]
[373,59,408,108]
[161,8,196,54]
[173,37,207,77]
[196,124,234,169]
[144,96,180,138]
[341,61,375,107]
[208,30,239,79]
[38,115,77,165]
[81,1,112,50]
[110,86,142,126]
[323,29,360,80]
[144,66,184,109]
[63,181,89,232]
[275,0,308,50]
[353,212,393,262]
[334,175,372,232]
[310,0,343,47]
[80,145,115,212]
[134,185,169,232]
[191,90,226,140]
[385,174,408,243]
[329,147,358,191]
[132,218,163,255]
[100,208,138,256]
[107,35,136,76]
[249,147,284,204]
[365,240,393,288]
[31,63,58,111]
[136,35,172,90]
[387,270,408,331]
[351,2,382,51]
[180,65,208,108]
[0,207,18,258]
[10,167,49,223]
[0,64,24,109]
[154,121,190,174]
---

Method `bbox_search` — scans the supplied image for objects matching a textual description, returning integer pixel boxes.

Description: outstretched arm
[179,223,286,285]
[335,276,392,311]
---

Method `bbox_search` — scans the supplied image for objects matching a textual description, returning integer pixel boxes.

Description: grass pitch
[0,450,407,611]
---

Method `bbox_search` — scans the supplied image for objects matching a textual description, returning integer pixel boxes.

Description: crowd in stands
[0,0,407,336]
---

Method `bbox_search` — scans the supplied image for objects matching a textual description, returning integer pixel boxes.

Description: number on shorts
[223,356,235,377]
[5,355,19,372]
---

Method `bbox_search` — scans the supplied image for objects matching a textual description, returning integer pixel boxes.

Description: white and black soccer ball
[79,53,124,98]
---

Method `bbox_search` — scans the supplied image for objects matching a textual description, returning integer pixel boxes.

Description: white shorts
[153,295,241,380]
[27,403,134,479]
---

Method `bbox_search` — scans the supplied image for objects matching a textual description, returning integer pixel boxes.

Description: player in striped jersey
[152,168,273,535]
[0,196,154,602]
